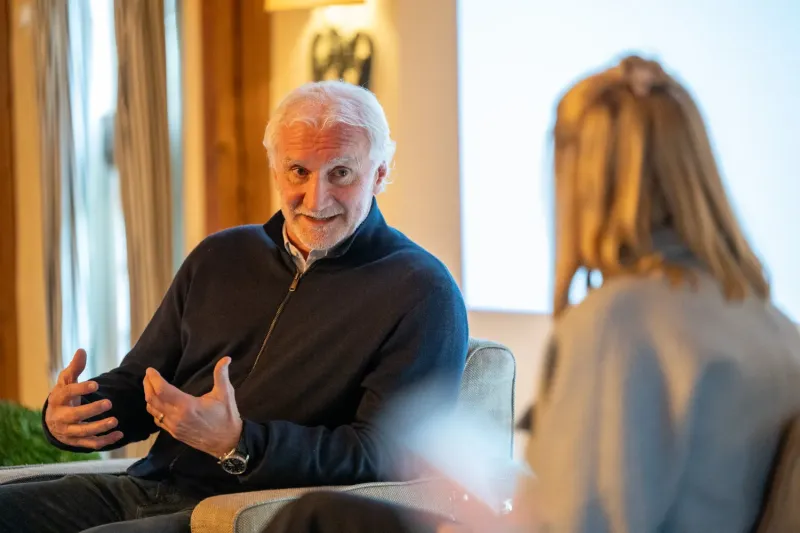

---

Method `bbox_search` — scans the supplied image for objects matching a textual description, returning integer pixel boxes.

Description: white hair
[263,81,396,190]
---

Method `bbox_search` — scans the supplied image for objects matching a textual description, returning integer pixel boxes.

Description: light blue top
[527,233,800,533]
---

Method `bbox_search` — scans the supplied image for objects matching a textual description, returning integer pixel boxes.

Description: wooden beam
[238,0,273,225]
[201,0,272,234]
[201,0,238,233]
[0,0,20,402]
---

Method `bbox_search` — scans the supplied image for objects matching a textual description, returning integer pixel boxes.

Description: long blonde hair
[552,55,769,316]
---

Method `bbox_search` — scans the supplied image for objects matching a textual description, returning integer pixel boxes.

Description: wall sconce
[310,27,374,89]
[264,0,375,89]
[263,0,366,12]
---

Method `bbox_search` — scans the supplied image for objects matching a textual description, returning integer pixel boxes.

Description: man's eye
[330,167,351,180]
[290,167,309,179]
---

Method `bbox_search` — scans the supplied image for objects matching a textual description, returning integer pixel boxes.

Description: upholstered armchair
[0,338,516,533]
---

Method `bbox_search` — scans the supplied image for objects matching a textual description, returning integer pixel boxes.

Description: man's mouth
[301,214,340,225]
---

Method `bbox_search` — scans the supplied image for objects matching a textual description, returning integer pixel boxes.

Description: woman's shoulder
[560,271,795,342]
[555,271,800,397]
[554,274,678,340]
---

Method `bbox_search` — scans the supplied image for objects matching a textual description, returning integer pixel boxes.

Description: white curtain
[114,0,174,458]
[33,0,80,381]
[113,0,174,345]
[67,0,126,378]
[34,0,177,457]
[35,0,127,382]
[34,0,177,441]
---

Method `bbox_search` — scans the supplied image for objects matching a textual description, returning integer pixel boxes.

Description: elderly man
[0,81,468,533]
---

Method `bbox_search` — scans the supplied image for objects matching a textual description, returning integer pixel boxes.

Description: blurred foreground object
[382,378,538,531]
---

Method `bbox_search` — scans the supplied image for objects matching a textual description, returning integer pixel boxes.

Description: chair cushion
[191,477,456,533]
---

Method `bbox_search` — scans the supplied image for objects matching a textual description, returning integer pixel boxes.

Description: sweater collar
[263,197,386,262]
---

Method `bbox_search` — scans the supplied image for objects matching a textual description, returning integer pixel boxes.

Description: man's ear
[373,162,388,193]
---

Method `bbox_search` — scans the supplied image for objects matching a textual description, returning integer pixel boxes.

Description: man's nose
[303,175,330,211]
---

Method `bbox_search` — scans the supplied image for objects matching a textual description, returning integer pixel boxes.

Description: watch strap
[218,424,248,463]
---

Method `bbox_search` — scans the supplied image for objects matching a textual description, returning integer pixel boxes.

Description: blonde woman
[261,55,800,533]
[521,54,800,533]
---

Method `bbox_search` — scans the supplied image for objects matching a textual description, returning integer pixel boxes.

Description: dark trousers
[0,474,202,533]
[264,491,446,533]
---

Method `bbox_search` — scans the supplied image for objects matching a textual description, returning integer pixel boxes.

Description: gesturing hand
[143,357,242,459]
[44,349,124,450]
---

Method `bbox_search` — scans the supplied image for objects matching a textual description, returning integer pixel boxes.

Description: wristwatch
[218,431,249,475]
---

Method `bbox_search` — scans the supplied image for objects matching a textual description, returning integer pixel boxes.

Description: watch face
[221,453,248,475]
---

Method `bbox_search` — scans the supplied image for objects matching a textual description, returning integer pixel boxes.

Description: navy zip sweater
[43,200,469,494]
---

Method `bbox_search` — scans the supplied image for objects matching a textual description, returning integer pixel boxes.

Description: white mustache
[294,206,345,219]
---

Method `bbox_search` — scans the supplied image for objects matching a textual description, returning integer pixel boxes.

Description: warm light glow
[310,0,377,34]
[264,0,366,13]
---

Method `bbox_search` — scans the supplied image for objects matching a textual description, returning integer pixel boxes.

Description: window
[65,0,183,374]
[64,0,123,376]
[457,1,800,319]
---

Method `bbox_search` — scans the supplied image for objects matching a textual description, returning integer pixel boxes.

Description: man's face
[273,120,385,255]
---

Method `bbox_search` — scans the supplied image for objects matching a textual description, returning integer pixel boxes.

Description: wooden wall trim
[0,0,20,402]
[238,0,273,225]
[201,0,272,234]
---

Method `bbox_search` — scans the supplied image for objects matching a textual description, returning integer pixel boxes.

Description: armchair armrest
[191,477,456,533]
[0,458,136,485]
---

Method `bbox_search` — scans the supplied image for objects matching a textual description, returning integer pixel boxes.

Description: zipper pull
[289,272,301,292]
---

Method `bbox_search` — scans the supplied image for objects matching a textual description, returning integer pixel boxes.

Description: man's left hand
[144,357,242,459]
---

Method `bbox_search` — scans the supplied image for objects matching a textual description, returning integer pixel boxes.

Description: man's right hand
[44,349,124,450]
